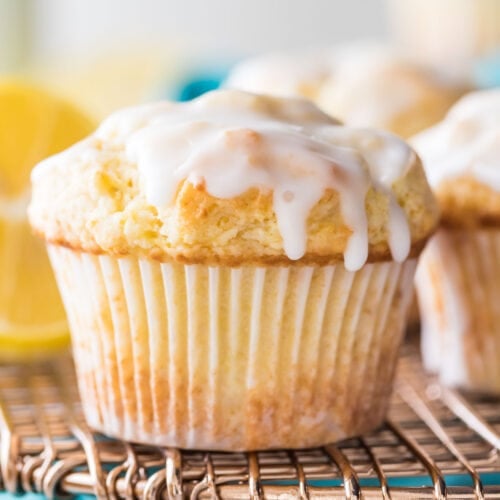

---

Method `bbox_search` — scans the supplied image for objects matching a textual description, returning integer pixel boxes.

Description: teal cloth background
[0,495,43,499]
[0,495,92,499]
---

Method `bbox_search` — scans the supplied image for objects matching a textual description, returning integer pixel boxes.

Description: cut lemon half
[0,79,95,359]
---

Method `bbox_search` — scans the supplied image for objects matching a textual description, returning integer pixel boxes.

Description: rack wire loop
[42,456,87,500]
[247,452,263,500]
[440,386,500,451]
[143,469,166,499]
[397,380,484,499]
[324,444,361,500]
[165,448,183,499]
[0,403,20,494]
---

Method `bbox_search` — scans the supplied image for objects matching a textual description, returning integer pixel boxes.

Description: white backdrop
[30,0,388,61]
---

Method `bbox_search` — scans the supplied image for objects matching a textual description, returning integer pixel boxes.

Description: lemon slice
[0,79,95,359]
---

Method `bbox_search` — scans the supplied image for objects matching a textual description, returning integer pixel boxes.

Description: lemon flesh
[0,79,95,358]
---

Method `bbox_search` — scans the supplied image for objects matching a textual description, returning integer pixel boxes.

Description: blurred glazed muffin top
[29,90,438,270]
[316,57,463,139]
[224,47,336,100]
[411,89,500,228]
[226,44,464,138]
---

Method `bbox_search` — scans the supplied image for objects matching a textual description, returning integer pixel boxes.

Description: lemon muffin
[412,89,500,393]
[29,90,438,450]
[316,56,464,139]
[224,47,336,101]
[388,0,500,79]
[226,45,464,138]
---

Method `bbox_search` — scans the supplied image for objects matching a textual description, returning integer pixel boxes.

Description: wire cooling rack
[1,344,500,499]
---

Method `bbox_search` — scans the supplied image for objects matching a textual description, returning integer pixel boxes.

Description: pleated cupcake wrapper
[416,229,500,393]
[48,244,416,451]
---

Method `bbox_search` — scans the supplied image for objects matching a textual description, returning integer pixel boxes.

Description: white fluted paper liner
[416,229,500,394]
[48,244,416,450]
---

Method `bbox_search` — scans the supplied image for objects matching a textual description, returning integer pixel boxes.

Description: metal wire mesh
[1,344,500,499]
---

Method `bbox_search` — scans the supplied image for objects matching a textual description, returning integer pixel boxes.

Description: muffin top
[316,57,462,139]
[226,45,463,138]
[29,90,438,270]
[412,89,500,228]
[225,48,336,101]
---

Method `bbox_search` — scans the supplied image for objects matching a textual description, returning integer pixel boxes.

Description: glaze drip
[33,90,415,270]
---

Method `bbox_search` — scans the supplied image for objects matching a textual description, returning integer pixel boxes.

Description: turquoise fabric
[167,64,229,102]
[0,495,45,499]
[474,49,500,88]
[0,495,93,499]
[4,472,500,498]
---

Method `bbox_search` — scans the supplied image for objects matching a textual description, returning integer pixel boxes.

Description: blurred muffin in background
[316,51,465,139]
[226,43,466,139]
[387,0,500,82]
[412,89,500,393]
[225,47,336,100]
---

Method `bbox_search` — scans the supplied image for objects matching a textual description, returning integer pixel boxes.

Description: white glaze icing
[225,43,427,129]
[33,90,415,270]
[411,89,500,190]
[224,43,396,98]
[317,61,425,129]
[224,48,336,98]
[320,44,426,127]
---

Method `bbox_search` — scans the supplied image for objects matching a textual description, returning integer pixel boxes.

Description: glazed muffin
[224,47,336,101]
[226,44,464,138]
[29,90,438,450]
[388,0,500,79]
[412,89,500,393]
[316,56,464,139]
